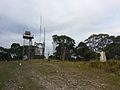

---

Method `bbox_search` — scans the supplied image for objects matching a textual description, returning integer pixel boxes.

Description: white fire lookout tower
[23,31,34,60]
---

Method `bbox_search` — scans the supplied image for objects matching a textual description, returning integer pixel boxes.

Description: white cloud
[0,0,120,55]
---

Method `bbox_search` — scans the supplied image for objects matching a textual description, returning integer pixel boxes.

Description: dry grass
[0,60,120,90]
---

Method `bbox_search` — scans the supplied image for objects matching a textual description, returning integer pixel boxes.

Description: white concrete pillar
[100,51,107,62]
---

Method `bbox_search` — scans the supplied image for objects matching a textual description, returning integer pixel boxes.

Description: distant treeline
[0,33,120,61]
[49,34,120,61]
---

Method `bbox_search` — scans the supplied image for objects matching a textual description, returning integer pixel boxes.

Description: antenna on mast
[44,27,45,44]
[43,27,46,56]
[39,16,42,42]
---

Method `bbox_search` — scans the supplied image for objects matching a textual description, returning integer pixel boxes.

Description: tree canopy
[52,35,75,60]
[75,42,99,60]
[10,43,22,60]
[105,43,120,60]
[52,34,120,61]
[84,34,113,52]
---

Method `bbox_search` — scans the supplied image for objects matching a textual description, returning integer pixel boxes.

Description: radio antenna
[39,16,42,42]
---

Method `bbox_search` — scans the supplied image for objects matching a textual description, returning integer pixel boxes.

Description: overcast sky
[0,0,120,54]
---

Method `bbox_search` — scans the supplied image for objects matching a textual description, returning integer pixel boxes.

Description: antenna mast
[43,27,46,55]
[44,27,45,44]
[40,16,42,42]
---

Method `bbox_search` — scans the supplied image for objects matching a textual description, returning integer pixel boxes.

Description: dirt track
[0,60,120,90]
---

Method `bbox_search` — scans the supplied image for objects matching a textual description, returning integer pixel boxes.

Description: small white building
[35,42,45,56]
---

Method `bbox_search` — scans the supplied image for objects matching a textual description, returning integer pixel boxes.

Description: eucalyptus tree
[84,34,113,52]
[52,35,75,60]
[10,43,22,60]
[76,42,99,60]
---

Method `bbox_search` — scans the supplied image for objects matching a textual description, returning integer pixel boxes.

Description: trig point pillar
[100,51,107,62]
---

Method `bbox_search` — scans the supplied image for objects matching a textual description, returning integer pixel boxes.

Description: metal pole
[40,16,42,42]
[22,39,25,60]
[43,27,45,56]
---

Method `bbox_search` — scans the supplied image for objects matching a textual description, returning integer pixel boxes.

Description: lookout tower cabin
[23,31,34,60]
[23,31,34,40]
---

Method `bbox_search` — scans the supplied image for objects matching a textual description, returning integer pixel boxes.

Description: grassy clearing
[90,61,120,76]
[0,60,120,90]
